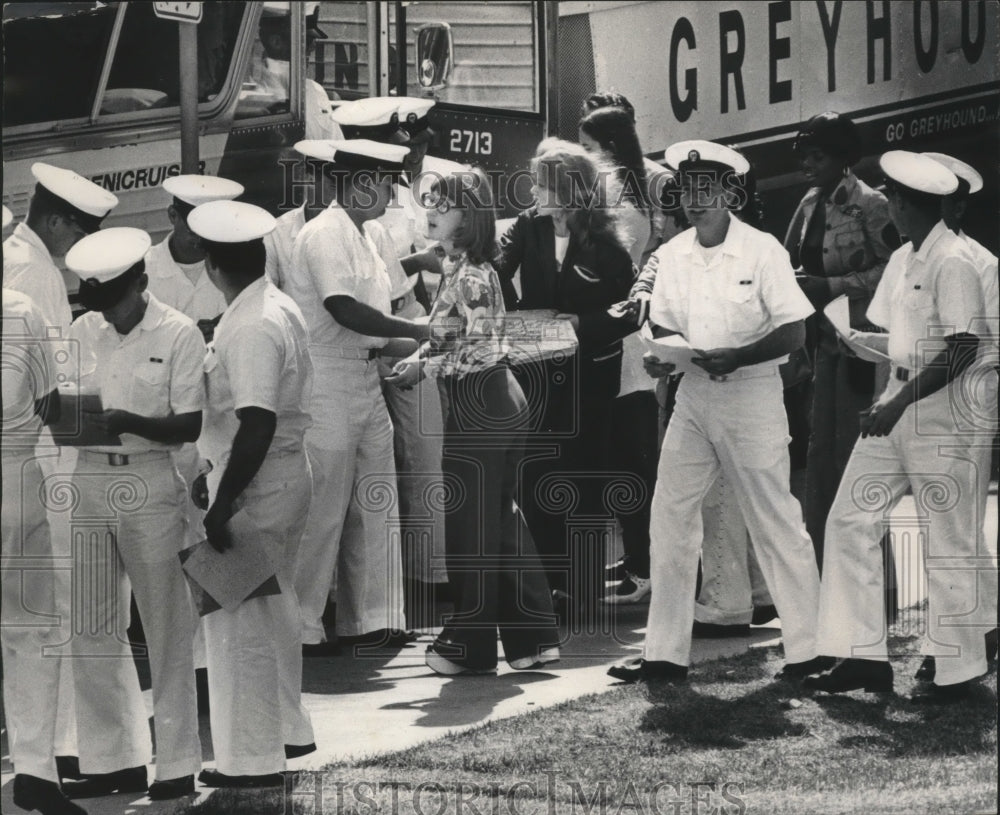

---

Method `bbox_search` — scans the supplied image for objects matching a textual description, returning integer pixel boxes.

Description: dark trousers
[436,366,559,669]
[512,357,615,603]
[608,390,660,578]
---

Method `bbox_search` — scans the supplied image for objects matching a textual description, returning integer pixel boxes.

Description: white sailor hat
[331,97,409,144]
[295,138,410,173]
[31,162,118,233]
[187,200,276,243]
[261,1,289,16]
[664,140,750,175]
[2,204,12,229]
[396,97,436,142]
[66,227,151,283]
[67,227,151,311]
[162,174,244,209]
[879,150,957,196]
[262,1,325,32]
[921,152,983,195]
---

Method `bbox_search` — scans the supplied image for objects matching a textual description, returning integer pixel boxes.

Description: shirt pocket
[902,285,935,315]
[131,361,169,416]
[722,279,765,337]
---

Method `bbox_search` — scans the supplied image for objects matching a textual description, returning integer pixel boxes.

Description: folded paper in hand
[639,322,702,375]
[824,295,890,363]
[49,384,122,447]
[179,509,280,615]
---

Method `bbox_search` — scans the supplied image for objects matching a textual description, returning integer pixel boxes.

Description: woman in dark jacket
[493,138,635,612]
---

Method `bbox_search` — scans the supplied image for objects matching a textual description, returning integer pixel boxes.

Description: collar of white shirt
[910,220,952,264]
[217,276,270,337]
[675,212,745,261]
[11,222,53,262]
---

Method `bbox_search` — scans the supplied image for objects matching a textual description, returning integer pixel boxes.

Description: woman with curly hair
[493,138,636,613]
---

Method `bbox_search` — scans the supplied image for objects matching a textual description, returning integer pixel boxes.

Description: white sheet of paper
[179,509,279,613]
[639,322,702,375]
[823,295,891,363]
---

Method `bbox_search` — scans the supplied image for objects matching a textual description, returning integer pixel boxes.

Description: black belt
[894,366,911,382]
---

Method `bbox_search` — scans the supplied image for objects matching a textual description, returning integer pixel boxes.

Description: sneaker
[425,643,495,676]
[601,574,651,604]
[509,647,561,670]
[605,557,629,583]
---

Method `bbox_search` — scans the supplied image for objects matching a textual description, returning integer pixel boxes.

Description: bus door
[310,1,555,216]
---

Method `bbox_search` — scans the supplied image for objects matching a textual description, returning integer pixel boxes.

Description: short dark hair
[28,183,103,233]
[793,111,863,167]
[884,181,942,219]
[202,238,266,281]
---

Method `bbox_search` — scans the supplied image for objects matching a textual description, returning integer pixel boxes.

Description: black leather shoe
[775,655,836,680]
[285,742,317,759]
[302,640,341,657]
[803,658,893,694]
[910,680,971,704]
[62,766,147,799]
[607,658,688,684]
[751,604,779,625]
[13,775,87,815]
[147,775,195,800]
[197,769,285,789]
[54,757,82,781]
[692,621,750,639]
[914,655,936,682]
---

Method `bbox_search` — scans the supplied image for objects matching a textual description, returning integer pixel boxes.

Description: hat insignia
[407,112,417,123]
[85,277,100,286]
[688,150,700,162]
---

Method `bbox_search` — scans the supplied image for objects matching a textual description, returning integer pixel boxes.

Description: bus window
[235,4,294,120]
[2,2,118,127]
[390,1,540,112]
[103,1,243,114]
[312,1,372,101]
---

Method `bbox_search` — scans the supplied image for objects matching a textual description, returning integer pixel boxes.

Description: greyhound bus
[3,1,998,248]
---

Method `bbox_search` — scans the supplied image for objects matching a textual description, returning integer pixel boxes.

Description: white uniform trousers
[2,449,63,782]
[819,380,993,685]
[35,442,78,758]
[204,450,314,774]
[646,369,820,665]
[381,295,446,586]
[172,442,208,670]
[695,470,773,625]
[68,452,199,780]
[294,353,405,642]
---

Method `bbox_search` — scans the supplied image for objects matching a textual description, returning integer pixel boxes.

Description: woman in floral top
[386,168,560,675]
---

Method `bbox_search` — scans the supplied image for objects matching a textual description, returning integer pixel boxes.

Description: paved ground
[2,489,996,815]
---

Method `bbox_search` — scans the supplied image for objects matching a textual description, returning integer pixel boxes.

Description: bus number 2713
[449,129,493,156]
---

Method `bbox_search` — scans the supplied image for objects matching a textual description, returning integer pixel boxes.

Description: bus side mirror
[415,23,452,90]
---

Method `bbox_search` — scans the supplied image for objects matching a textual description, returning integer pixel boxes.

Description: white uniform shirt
[649,213,814,372]
[257,58,344,141]
[145,237,227,322]
[263,204,306,291]
[200,277,313,467]
[2,289,55,451]
[959,230,999,355]
[867,220,984,374]
[286,203,392,349]
[68,294,206,454]
[3,222,73,333]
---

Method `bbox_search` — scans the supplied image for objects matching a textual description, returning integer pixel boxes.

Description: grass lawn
[173,617,997,815]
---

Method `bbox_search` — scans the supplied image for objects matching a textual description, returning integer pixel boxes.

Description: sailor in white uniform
[61,228,203,800]
[608,141,824,684]
[285,139,429,651]
[806,152,990,702]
